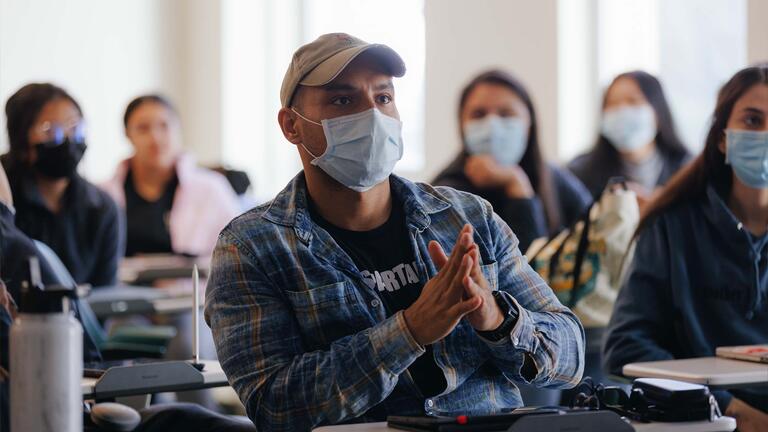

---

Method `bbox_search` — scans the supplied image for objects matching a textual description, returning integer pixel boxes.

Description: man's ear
[278,108,302,145]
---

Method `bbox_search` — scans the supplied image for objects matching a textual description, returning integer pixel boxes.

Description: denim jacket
[204,173,584,431]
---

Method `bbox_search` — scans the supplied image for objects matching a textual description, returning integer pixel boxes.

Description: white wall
[748,0,768,64]
[0,0,183,182]
[422,0,559,183]
[1,0,763,189]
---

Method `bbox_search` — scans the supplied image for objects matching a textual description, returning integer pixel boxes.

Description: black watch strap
[477,291,519,342]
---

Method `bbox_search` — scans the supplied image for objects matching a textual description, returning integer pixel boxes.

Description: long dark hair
[591,71,688,167]
[123,94,177,128]
[458,69,561,232]
[638,65,768,233]
[4,83,83,168]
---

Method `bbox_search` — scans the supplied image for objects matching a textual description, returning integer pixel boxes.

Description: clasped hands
[403,224,506,346]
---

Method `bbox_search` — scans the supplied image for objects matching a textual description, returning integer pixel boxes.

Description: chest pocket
[480,261,499,292]
[285,281,367,348]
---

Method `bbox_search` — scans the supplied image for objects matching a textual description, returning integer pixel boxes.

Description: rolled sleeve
[205,231,424,431]
[480,205,585,389]
[370,310,425,376]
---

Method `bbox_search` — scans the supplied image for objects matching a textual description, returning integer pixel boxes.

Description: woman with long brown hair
[569,71,690,208]
[433,70,592,252]
[604,65,768,431]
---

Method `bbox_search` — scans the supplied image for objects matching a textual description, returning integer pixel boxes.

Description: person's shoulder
[410,181,495,231]
[187,165,236,194]
[550,163,583,187]
[548,163,593,211]
[418,181,488,210]
[79,176,119,215]
[638,194,702,241]
[566,151,596,174]
[663,147,693,169]
[217,199,283,248]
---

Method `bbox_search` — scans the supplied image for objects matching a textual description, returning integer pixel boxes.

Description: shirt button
[426,399,434,407]
[513,337,519,345]
[371,299,380,308]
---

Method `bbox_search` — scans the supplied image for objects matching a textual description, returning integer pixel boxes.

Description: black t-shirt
[123,169,178,257]
[309,198,447,397]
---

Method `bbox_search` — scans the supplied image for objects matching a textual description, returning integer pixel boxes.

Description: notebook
[716,345,768,364]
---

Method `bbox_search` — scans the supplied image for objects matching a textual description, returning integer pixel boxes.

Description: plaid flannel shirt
[205,173,584,431]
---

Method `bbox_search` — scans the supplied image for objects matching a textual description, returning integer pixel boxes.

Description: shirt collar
[262,172,452,244]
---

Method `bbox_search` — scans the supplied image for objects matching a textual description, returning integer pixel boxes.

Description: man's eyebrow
[320,81,394,93]
[375,81,394,91]
[322,83,357,92]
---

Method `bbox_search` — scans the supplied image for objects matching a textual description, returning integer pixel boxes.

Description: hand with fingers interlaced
[403,224,506,346]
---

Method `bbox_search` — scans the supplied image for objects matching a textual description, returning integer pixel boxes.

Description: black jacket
[604,185,768,413]
[2,157,123,287]
[433,155,592,252]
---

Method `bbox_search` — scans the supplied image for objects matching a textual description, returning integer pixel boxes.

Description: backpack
[526,179,639,327]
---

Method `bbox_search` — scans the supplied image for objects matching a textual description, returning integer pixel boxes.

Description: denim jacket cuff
[369,310,426,376]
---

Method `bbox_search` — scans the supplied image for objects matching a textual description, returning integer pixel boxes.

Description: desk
[119,255,209,285]
[82,360,228,399]
[87,284,194,318]
[313,417,736,432]
[623,357,768,388]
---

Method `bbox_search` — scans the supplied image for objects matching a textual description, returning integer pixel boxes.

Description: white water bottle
[10,260,82,432]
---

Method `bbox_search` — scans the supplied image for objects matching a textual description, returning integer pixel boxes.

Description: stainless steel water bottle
[10,257,82,432]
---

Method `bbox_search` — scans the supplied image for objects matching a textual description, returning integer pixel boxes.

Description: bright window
[221,0,425,200]
[558,0,747,159]
[303,0,426,173]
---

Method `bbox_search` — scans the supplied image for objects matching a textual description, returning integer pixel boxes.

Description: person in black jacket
[433,70,592,252]
[568,71,690,209]
[0,160,253,432]
[1,83,123,287]
[603,65,768,432]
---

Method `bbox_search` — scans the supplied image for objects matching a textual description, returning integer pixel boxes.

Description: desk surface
[87,284,194,318]
[313,417,736,432]
[119,255,209,284]
[82,359,227,399]
[623,357,768,387]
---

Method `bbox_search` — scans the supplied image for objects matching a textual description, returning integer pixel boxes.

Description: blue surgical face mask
[601,104,657,152]
[292,107,403,192]
[464,115,528,166]
[725,129,768,189]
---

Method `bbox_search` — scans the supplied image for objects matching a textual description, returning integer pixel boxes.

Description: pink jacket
[101,154,241,257]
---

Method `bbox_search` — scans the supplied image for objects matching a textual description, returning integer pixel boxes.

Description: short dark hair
[123,94,177,128]
[4,83,82,166]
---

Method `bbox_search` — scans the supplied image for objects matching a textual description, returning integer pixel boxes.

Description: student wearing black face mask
[0,83,123,287]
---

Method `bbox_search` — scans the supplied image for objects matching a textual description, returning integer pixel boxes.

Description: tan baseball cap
[280,33,406,107]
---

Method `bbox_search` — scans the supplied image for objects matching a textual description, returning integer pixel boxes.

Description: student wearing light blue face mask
[569,71,690,209]
[433,70,592,252]
[205,35,585,430]
[604,65,768,432]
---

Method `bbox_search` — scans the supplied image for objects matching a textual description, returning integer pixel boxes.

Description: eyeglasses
[32,120,86,147]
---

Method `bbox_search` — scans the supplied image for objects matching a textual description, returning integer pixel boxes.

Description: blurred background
[1,0,766,200]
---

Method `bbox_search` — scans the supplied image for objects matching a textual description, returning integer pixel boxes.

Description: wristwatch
[477,291,519,342]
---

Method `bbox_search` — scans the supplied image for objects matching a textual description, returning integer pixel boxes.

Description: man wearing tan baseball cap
[206,33,584,430]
